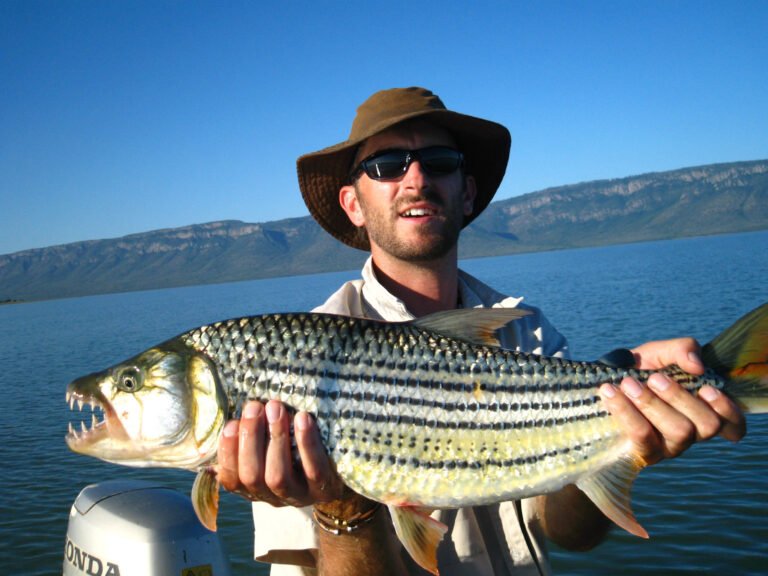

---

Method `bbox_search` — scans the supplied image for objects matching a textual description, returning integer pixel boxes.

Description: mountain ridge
[2,159,766,302]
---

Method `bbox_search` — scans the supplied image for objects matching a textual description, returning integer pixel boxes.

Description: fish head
[66,343,227,470]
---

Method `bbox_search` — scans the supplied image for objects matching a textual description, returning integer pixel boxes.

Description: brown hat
[297,87,511,250]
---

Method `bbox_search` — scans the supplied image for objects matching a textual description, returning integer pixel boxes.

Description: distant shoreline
[2,158,766,303]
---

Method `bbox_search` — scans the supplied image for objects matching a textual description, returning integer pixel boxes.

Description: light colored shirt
[253,257,569,575]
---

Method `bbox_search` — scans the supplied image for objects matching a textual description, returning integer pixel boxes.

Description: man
[218,87,745,575]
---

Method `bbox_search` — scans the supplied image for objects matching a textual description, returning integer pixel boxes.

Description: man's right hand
[216,400,346,507]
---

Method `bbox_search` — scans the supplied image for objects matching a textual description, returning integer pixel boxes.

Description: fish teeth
[65,393,106,437]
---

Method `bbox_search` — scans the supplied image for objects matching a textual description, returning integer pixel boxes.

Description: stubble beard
[356,186,465,263]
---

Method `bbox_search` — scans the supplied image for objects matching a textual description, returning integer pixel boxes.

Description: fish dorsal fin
[388,505,448,575]
[575,452,648,539]
[412,308,530,347]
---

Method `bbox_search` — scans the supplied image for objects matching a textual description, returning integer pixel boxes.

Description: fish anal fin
[576,453,649,539]
[413,308,530,347]
[388,504,448,576]
[192,467,220,531]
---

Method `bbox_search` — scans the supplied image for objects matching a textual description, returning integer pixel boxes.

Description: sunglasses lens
[419,147,462,174]
[364,151,410,179]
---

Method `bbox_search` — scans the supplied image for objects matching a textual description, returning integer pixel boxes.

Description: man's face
[341,121,476,262]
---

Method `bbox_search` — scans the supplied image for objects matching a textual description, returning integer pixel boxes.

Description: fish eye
[116,367,144,393]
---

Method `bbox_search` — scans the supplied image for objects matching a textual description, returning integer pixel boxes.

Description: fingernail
[295,412,311,431]
[599,383,616,398]
[265,401,282,424]
[223,420,239,438]
[243,401,261,420]
[648,373,671,392]
[699,386,720,402]
[621,378,644,399]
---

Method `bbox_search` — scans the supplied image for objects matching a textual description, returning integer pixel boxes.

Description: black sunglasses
[350,146,464,182]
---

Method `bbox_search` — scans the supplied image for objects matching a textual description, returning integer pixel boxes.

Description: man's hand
[217,400,407,575]
[217,400,346,506]
[599,337,746,466]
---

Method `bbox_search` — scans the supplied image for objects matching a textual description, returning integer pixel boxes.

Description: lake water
[1,231,767,575]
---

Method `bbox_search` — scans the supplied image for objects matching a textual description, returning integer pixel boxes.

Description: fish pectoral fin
[413,308,531,347]
[192,467,220,531]
[576,453,649,538]
[388,504,448,576]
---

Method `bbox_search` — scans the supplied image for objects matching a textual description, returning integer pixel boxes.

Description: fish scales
[180,313,669,506]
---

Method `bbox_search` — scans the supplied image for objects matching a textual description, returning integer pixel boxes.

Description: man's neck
[370,249,460,317]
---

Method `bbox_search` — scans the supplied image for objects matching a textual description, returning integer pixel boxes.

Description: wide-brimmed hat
[297,86,511,250]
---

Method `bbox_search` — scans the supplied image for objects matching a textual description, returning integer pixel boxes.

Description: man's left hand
[599,337,746,466]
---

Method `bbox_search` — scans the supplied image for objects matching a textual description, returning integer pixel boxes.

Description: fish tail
[702,302,768,413]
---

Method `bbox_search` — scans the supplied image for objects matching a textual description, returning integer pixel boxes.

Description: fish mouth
[65,382,129,450]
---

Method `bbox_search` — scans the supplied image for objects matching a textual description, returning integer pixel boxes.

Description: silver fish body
[180,312,697,507]
[66,304,768,574]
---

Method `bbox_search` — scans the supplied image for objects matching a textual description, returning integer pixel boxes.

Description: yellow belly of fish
[331,413,626,507]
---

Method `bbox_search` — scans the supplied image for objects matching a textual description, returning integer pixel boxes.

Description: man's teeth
[403,208,435,217]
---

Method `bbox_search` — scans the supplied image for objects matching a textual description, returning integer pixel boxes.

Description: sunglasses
[350,146,464,181]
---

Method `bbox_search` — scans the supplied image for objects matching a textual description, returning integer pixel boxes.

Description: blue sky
[2,0,767,255]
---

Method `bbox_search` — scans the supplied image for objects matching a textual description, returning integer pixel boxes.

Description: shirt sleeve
[252,503,317,572]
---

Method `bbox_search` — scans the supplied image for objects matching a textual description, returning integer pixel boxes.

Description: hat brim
[297,108,510,251]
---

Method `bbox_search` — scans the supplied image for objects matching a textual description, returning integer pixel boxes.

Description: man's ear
[463,175,478,217]
[339,185,366,227]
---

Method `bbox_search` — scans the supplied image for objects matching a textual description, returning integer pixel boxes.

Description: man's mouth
[401,207,438,218]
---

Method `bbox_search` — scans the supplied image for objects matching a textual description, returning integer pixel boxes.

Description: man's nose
[402,159,429,188]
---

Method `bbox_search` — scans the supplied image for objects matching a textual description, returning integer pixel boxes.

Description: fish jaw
[65,345,227,469]
[66,377,130,452]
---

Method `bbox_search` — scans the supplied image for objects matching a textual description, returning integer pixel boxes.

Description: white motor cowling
[63,480,232,576]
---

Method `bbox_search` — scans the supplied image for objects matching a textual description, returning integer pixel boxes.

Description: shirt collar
[360,257,413,320]
[359,256,522,320]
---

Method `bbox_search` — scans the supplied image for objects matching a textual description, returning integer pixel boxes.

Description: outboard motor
[63,480,232,576]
